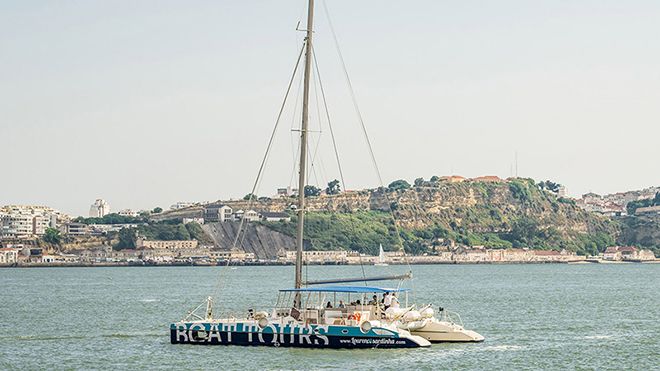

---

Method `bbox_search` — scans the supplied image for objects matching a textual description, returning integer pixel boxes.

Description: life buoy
[350,312,361,322]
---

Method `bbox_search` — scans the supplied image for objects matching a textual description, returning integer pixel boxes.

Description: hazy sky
[1,0,659,216]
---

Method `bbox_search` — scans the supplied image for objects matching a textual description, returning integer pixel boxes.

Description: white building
[170,202,195,210]
[183,218,205,225]
[89,199,111,218]
[260,212,291,222]
[0,248,19,264]
[234,210,260,222]
[0,211,53,239]
[118,209,140,217]
[204,205,233,222]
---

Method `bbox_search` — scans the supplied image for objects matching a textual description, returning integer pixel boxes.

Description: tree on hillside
[538,180,561,193]
[430,175,440,182]
[43,227,61,244]
[509,217,539,247]
[304,185,322,197]
[326,179,341,195]
[243,193,256,201]
[388,179,411,192]
[175,224,191,240]
[116,228,137,249]
[414,177,425,187]
[152,207,163,214]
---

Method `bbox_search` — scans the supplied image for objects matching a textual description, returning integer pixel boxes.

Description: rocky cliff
[201,221,295,259]
[158,178,618,255]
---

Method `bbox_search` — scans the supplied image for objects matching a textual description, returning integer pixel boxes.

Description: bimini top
[279,285,410,294]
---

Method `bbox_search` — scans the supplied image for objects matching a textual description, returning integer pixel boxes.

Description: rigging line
[322,0,414,297]
[312,45,347,193]
[308,65,325,188]
[230,41,305,251]
[312,44,368,285]
[211,42,306,307]
[289,60,306,185]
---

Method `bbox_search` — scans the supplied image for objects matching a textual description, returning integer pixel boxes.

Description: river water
[1,264,658,370]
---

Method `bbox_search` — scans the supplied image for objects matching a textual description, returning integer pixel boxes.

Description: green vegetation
[43,227,61,244]
[263,211,403,255]
[152,207,163,214]
[388,179,411,192]
[74,213,145,225]
[537,180,562,193]
[326,179,341,195]
[243,193,256,201]
[258,178,620,257]
[626,192,660,214]
[116,228,137,249]
[304,185,322,197]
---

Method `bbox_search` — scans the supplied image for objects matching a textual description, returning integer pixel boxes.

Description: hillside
[617,214,660,256]
[263,179,617,256]
[160,178,620,256]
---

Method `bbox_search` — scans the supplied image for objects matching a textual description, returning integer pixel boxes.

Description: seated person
[326,301,333,309]
[338,300,346,309]
[368,295,378,305]
[355,299,361,305]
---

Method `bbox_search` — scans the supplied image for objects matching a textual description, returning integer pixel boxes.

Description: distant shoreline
[1,260,657,268]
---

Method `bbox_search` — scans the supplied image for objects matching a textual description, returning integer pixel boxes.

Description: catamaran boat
[375,244,389,266]
[170,0,483,348]
[171,286,430,348]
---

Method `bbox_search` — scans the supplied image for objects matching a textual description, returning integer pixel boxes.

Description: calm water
[0,264,658,370]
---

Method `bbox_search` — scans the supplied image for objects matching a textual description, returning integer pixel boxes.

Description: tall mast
[295,0,314,294]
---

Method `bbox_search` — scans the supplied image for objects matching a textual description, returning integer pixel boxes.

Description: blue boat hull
[170,321,426,348]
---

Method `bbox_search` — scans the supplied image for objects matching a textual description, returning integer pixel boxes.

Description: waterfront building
[0,248,19,264]
[210,249,256,261]
[279,249,349,264]
[137,238,199,250]
[603,246,622,261]
[89,199,111,217]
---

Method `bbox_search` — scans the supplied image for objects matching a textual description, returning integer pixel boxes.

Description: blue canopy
[279,285,410,294]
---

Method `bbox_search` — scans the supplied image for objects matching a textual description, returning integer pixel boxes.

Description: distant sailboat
[375,244,388,266]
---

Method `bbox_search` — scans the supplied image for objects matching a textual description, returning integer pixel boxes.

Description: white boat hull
[409,319,484,343]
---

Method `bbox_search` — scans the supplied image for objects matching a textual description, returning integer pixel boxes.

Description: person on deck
[338,300,346,308]
[383,292,392,310]
[326,301,333,308]
[391,293,400,309]
[368,295,378,305]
